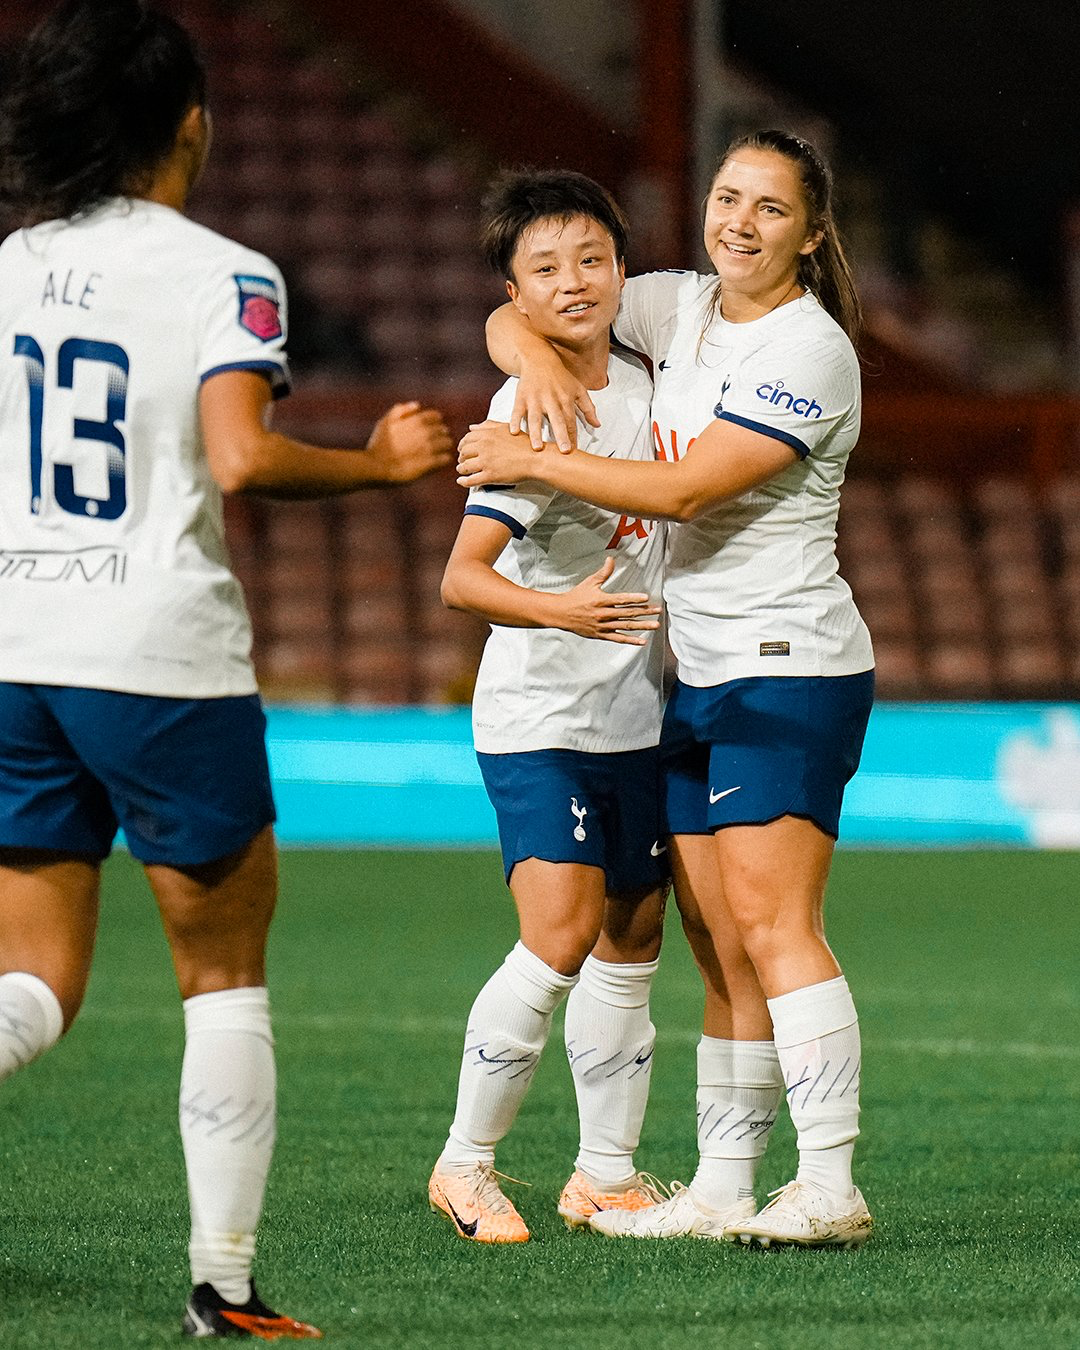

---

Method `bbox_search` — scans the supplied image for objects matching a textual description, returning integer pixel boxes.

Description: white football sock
[768,975,862,1203]
[442,942,576,1168]
[180,986,276,1304]
[691,1036,784,1208]
[0,972,64,1079]
[564,955,658,1186]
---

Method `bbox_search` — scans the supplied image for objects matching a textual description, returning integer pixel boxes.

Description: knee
[601,894,665,964]
[524,918,600,977]
[623,928,663,963]
[725,900,802,978]
[173,953,268,1001]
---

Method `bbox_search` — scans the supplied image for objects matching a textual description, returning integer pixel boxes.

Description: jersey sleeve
[463,378,556,536]
[716,330,859,460]
[613,271,693,362]
[194,248,291,399]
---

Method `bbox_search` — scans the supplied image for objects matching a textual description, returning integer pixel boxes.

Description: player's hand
[509,349,600,453]
[457,420,547,487]
[550,557,661,644]
[366,402,454,483]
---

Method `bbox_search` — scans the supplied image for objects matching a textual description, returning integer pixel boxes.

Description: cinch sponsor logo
[755,380,823,419]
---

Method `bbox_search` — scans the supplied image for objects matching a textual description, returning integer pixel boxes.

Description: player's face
[506,215,624,350]
[703,148,823,297]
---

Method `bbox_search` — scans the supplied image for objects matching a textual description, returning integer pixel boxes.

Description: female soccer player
[458,130,876,1249]
[0,0,451,1338]
[428,170,670,1244]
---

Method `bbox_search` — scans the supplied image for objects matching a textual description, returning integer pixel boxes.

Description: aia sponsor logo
[606,515,651,549]
[652,422,693,462]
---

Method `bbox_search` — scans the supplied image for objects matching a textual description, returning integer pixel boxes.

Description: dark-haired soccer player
[427,170,669,1243]
[0,0,451,1337]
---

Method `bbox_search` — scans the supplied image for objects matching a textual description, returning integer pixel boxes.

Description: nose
[558,265,587,292]
[725,205,754,237]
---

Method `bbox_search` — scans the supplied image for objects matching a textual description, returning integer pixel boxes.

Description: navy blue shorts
[477,746,668,894]
[661,672,874,840]
[0,682,276,866]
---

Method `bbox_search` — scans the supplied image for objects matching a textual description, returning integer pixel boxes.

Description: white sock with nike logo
[181,986,275,1305]
[767,975,861,1203]
[564,955,658,1186]
[442,942,577,1168]
[691,1036,784,1208]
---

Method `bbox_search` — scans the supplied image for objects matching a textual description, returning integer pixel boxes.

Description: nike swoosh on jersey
[649,841,666,857]
[709,786,742,803]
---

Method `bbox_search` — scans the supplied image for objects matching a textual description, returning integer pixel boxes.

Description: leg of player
[429,859,601,1244]
[589,836,783,1240]
[558,883,668,1228]
[147,825,320,1340]
[0,852,99,1074]
[714,816,872,1249]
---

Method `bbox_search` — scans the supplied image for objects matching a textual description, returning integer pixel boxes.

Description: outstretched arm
[200,370,454,497]
[486,303,599,452]
[457,417,798,522]
[442,513,660,645]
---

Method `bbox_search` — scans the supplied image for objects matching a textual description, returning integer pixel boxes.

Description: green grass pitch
[0,849,1077,1348]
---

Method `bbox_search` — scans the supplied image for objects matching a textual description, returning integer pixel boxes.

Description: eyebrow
[519,234,612,261]
[713,183,794,212]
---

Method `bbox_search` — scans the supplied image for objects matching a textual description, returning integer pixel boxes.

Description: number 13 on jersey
[14,334,130,520]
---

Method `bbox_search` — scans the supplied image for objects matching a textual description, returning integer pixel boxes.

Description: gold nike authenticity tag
[759,641,790,656]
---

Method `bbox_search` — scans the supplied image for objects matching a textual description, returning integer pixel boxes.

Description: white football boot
[588,1181,755,1240]
[727,1180,873,1249]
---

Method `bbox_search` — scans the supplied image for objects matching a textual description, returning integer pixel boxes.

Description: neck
[138,159,191,212]
[720,274,802,324]
[550,337,611,390]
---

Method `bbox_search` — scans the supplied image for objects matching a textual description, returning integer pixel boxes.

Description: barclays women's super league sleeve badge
[234,274,284,342]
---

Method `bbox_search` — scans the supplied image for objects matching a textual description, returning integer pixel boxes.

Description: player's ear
[175,103,211,192]
[176,103,206,152]
[506,278,526,314]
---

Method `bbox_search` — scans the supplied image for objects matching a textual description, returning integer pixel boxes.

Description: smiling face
[507,214,625,353]
[703,147,823,313]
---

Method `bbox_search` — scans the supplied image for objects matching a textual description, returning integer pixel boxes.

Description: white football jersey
[614,271,873,686]
[467,350,665,754]
[0,198,290,697]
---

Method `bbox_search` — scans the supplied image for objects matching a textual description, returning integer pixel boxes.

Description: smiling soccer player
[428,169,670,1244]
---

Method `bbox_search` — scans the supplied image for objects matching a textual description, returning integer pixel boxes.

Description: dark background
[724,0,1080,295]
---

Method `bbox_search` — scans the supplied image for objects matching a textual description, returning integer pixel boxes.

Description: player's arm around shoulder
[442,512,659,645]
[458,414,798,523]
[199,370,453,497]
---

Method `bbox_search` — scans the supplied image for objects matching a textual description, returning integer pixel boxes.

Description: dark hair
[480,167,629,281]
[704,128,862,344]
[0,0,206,223]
